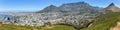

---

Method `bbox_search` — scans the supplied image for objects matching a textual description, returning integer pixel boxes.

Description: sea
[0,13,11,18]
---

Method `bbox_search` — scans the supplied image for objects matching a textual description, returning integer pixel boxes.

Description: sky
[0,0,120,12]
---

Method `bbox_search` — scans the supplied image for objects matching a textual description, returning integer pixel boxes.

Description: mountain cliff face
[59,2,91,11]
[59,2,100,14]
[103,3,120,12]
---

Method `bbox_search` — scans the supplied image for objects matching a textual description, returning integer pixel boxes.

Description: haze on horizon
[0,0,120,12]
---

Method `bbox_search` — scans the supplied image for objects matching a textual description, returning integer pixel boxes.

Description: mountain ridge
[37,2,101,14]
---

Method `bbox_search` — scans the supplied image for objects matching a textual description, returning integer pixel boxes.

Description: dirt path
[45,26,54,29]
[110,22,120,30]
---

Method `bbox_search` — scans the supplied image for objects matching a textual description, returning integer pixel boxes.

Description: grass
[81,12,120,30]
[0,24,34,30]
[40,25,75,30]
[0,24,75,30]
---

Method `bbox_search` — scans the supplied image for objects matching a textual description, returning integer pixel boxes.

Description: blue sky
[0,0,120,12]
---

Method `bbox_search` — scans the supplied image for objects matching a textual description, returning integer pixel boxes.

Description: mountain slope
[0,24,75,30]
[37,5,61,13]
[81,12,120,30]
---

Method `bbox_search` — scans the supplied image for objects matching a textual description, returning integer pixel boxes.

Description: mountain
[37,5,61,13]
[103,3,120,13]
[59,2,91,11]
[59,2,101,14]
[37,2,102,14]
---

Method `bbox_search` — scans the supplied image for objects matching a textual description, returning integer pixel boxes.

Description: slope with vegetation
[81,12,120,30]
[0,24,75,30]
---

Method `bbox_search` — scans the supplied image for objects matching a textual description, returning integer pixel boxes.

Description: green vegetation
[0,24,35,30]
[40,25,75,30]
[81,12,120,30]
[0,24,75,30]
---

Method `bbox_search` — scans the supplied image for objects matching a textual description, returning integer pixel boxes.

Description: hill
[37,5,61,13]
[103,3,120,14]
[81,12,120,30]
[0,24,75,30]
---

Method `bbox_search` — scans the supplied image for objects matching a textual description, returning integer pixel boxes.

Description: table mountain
[37,2,102,14]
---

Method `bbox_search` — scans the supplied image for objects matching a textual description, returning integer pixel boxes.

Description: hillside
[0,24,75,30]
[81,12,120,30]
